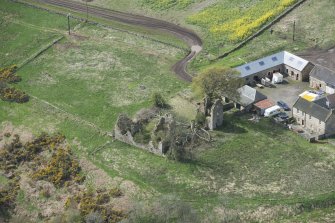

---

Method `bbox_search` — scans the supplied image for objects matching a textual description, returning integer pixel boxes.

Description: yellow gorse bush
[188,0,297,42]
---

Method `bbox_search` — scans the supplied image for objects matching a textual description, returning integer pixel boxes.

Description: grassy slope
[16,23,185,130]
[19,0,189,50]
[1,0,335,221]
[0,0,78,67]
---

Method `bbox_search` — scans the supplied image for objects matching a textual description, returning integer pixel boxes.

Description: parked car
[264,105,284,117]
[316,90,325,96]
[277,112,289,120]
[277,100,290,111]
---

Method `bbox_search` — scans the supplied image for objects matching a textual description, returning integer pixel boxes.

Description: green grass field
[15,23,185,130]
[0,0,79,67]
[1,0,335,222]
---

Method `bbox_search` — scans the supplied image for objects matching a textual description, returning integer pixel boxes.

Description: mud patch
[54,42,79,52]
[299,47,335,71]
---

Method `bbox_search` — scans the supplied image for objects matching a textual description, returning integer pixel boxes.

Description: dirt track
[299,47,335,72]
[36,0,203,82]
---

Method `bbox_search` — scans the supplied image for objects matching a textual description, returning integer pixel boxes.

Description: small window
[309,115,311,119]
[297,109,299,114]
[259,61,265,66]
[245,66,251,71]
[272,57,278,61]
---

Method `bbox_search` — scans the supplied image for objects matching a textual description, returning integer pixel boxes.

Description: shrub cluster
[0,65,29,103]
[32,146,85,187]
[0,133,85,220]
[0,86,29,103]
[65,188,125,223]
[0,133,66,172]
[0,65,21,83]
[0,177,20,217]
[152,92,169,109]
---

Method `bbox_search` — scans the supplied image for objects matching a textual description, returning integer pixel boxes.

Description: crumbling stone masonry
[208,99,224,130]
[114,113,174,155]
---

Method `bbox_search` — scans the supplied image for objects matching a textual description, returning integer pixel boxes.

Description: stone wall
[208,99,224,130]
[292,107,326,135]
[310,76,326,91]
[114,114,172,156]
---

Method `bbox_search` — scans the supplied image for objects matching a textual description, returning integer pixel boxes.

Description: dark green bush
[152,92,168,108]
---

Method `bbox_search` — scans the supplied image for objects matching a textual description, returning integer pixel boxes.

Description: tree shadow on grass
[215,113,248,134]
[225,112,289,138]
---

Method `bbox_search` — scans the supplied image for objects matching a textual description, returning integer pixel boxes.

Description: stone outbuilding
[309,65,335,94]
[235,51,315,84]
[223,85,267,111]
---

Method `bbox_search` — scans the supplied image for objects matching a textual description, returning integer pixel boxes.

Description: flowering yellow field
[188,0,297,42]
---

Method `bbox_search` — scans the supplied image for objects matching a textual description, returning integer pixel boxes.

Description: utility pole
[83,0,93,22]
[86,1,88,22]
[293,20,296,41]
[67,14,71,35]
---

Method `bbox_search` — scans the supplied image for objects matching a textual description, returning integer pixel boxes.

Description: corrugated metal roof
[254,99,275,109]
[237,85,267,106]
[235,51,310,78]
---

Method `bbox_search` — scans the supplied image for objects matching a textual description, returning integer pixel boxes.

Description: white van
[264,105,283,117]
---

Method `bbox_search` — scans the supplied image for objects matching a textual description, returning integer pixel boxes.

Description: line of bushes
[0,65,29,103]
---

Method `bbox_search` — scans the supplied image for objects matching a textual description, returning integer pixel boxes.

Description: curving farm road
[36,0,203,82]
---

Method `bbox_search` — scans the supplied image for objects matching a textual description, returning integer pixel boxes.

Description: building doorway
[253,75,260,82]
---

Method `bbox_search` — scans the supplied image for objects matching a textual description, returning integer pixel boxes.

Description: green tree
[152,92,168,108]
[192,67,244,100]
